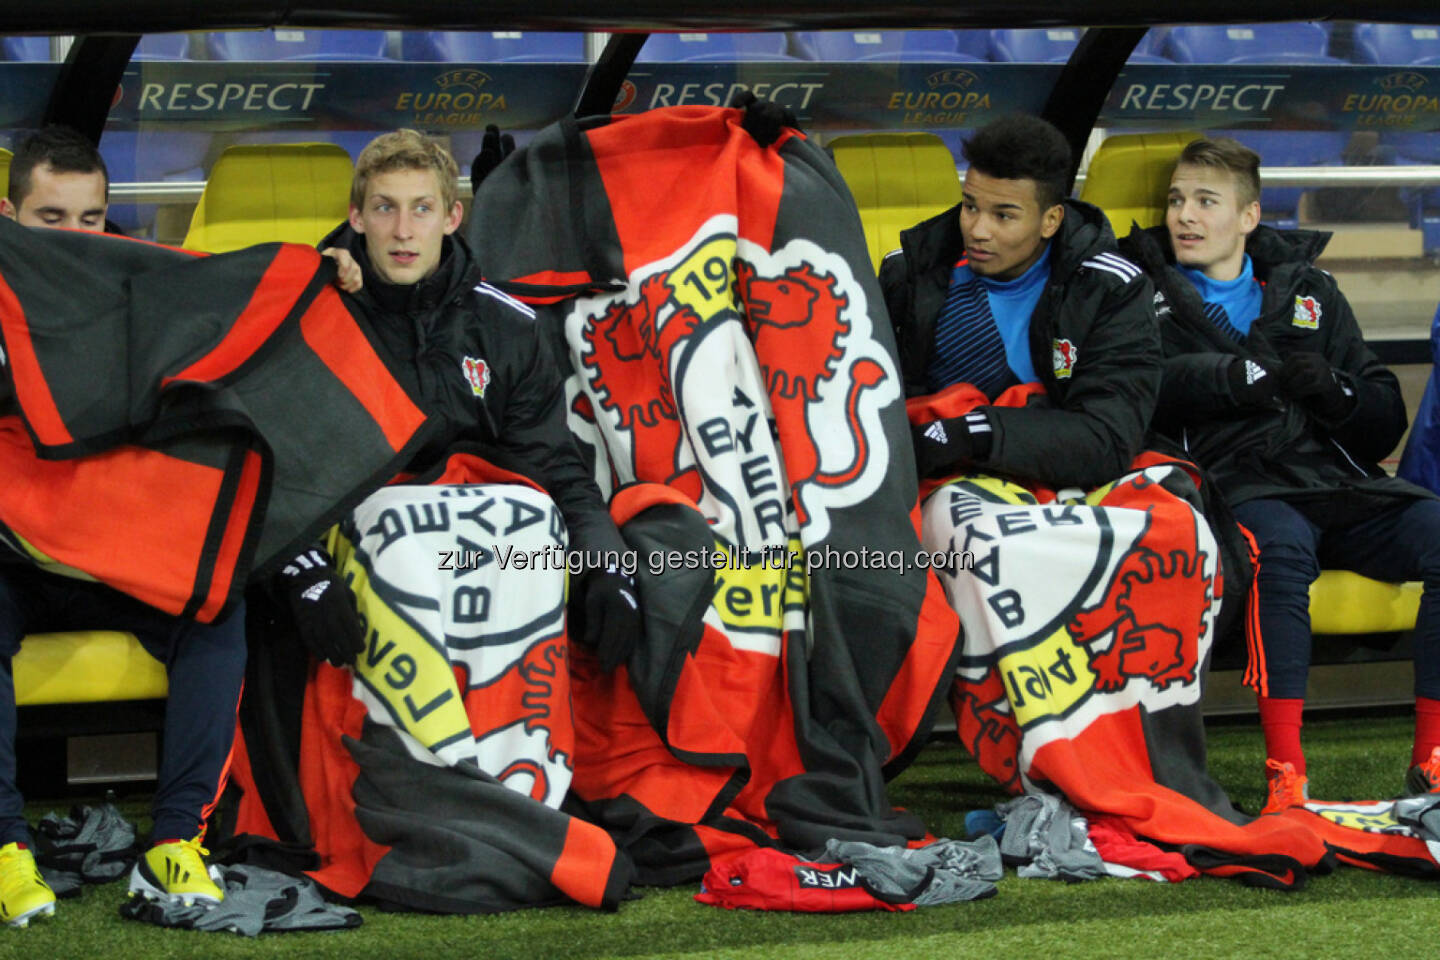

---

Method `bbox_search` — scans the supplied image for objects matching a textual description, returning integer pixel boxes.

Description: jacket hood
[1049,199,1119,276]
[319,220,477,315]
[1245,224,1331,269]
[1127,222,1332,273]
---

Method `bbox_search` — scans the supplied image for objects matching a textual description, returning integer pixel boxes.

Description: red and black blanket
[910,384,1335,888]
[471,106,961,883]
[0,222,435,620]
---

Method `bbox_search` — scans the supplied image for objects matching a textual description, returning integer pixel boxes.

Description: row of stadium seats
[0,31,571,62]
[25,20,1414,240]
[6,23,1440,64]
[642,24,1440,64]
[3,33,190,61]
[1139,22,1440,66]
[95,121,1430,245]
[800,23,1440,64]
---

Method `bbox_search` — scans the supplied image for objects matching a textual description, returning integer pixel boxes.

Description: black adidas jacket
[1120,223,1430,510]
[880,198,1161,489]
[320,222,626,555]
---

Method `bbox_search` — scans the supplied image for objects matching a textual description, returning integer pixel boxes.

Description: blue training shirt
[925,243,1049,396]
[1179,255,1263,343]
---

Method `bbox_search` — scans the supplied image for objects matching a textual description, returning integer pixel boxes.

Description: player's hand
[911,411,992,479]
[730,90,800,147]
[1277,352,1354,420]
[1226,356,1278,407]
[277,547,366,667]
[470,124,516,197]
[320,247,363,293]
[572,566,642,673]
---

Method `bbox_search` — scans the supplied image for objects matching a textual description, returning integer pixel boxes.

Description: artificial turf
[5,713,1435,959]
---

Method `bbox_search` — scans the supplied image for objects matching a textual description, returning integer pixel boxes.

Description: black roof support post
[43,34,141,144]
[574,32,648,118]
[1040,26,1146,192]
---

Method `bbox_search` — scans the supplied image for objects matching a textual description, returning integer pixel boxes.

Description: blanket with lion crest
[471,105,960,883]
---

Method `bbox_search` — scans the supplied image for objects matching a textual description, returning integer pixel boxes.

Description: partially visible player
[0,125,108,231]
[279,129,640,672]
[0,126,244,927]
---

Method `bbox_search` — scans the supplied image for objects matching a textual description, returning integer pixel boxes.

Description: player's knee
[1254,539,1320,586]
[206,600,250,666]
[1411,528,1440,590]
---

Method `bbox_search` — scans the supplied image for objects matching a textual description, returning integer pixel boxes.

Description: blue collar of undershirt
[973,242,1052,299]
[1179,254,1256,304]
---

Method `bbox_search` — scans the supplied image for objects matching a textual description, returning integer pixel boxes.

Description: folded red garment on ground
[1088,815,1199,882]
[695,848,915,913]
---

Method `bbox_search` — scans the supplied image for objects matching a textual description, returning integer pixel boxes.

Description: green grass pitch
[5,713,1435,959]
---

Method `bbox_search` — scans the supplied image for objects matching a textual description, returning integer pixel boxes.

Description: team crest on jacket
[567,214,900,549]
[1052,338,1077,379]
[462,356,492,397]
[1293,295,1321,330]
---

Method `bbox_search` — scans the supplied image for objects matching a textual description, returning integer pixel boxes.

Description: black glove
[470,124,515,197]
[730,90,800,148]
[1225,356,1278,407]
[277,547,366,667]
[1277,352,1355,420]
[572,566,642,673]
[912,410,994,479]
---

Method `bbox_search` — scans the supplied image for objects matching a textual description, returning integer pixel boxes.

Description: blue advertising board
[0,61,1434,135]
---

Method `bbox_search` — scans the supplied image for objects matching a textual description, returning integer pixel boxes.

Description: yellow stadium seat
[184,142,353,253]
[14,631,167,706]
[1308,570,1422,636]
[1078,130,1201,238]
[829,133,962,271]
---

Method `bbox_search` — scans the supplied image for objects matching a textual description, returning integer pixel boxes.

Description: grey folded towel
[119,863,362,936]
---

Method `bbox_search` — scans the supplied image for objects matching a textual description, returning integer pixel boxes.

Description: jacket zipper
[1329,438,1368,477]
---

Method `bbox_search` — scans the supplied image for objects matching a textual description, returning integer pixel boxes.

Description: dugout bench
[8,133,1426,790]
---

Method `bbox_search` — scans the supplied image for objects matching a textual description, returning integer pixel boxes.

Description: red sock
[1258,696,1305,776]
[1413,697,1440,767]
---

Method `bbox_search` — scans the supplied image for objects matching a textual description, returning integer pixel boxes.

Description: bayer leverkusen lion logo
[462,356,491,397]
[1292,295,1321,330]
[1066,474,1213,693]
[568,215,900,547]
[733,258,890,528]
[1052,338,1077,379]
[921,466,1220,751]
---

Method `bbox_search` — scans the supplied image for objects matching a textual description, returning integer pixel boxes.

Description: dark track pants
[0,566,246,845]
[1232,497,1440,701]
